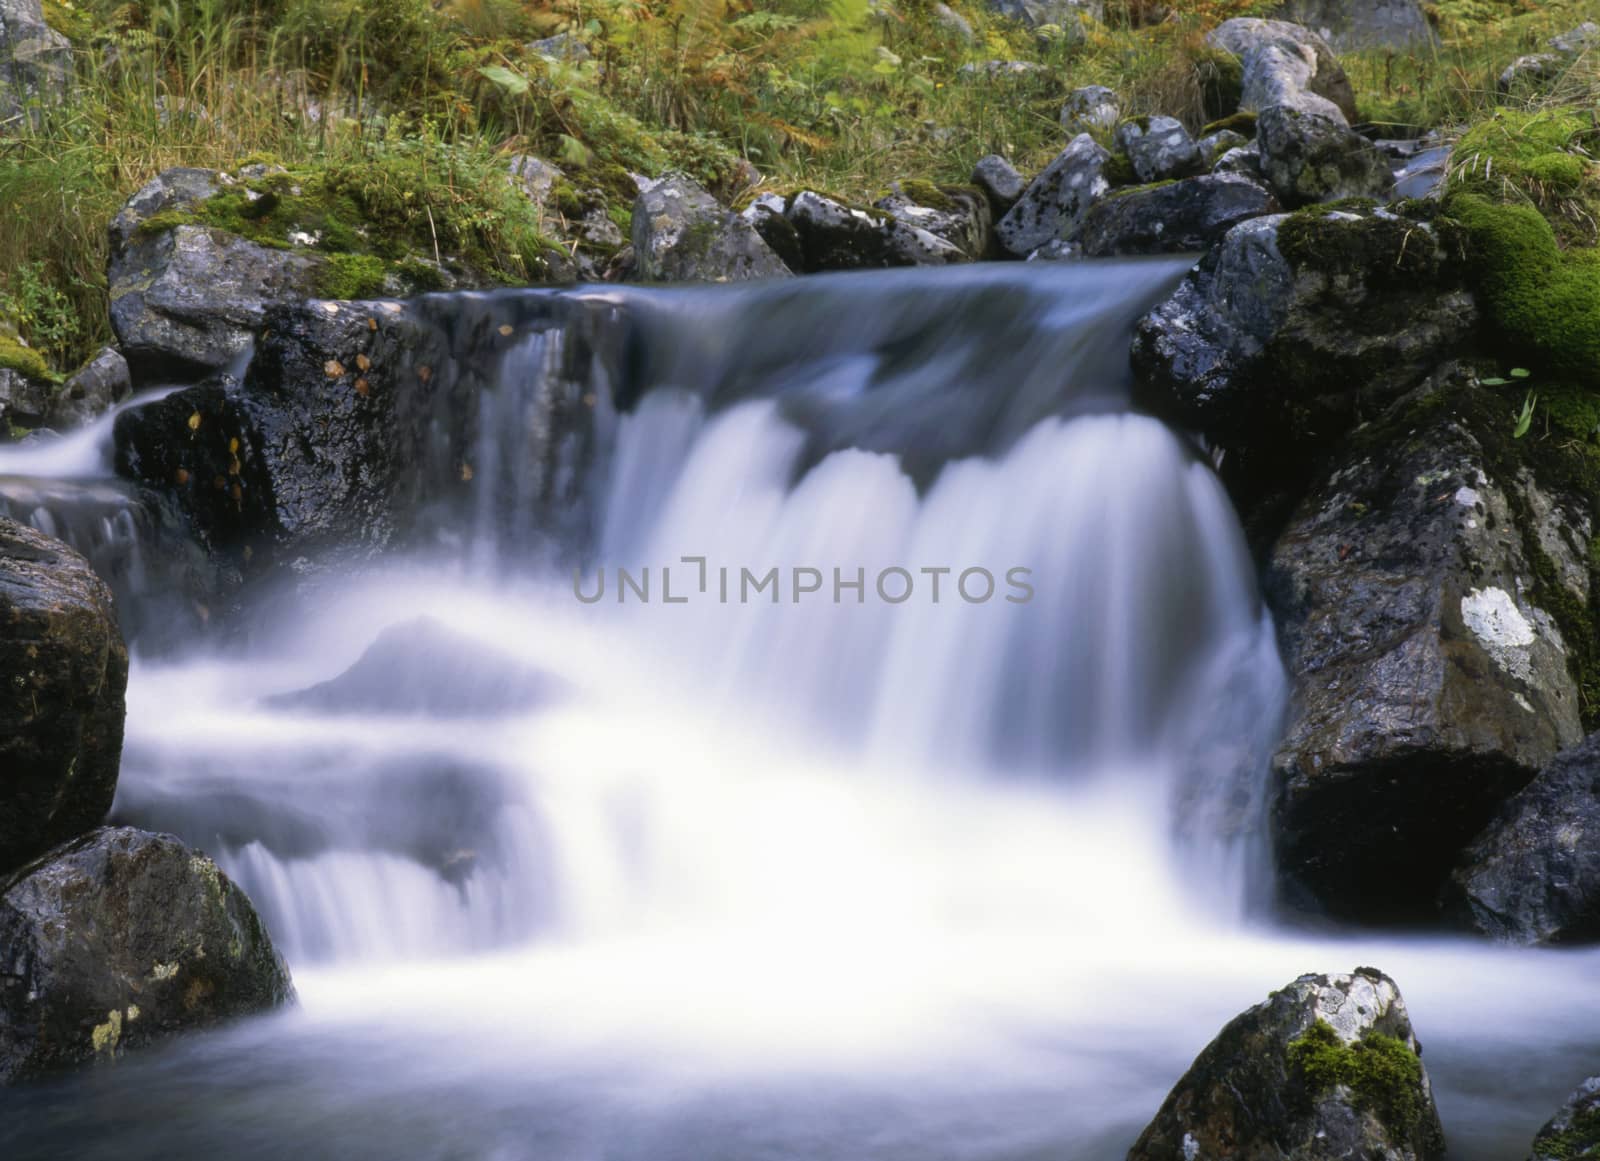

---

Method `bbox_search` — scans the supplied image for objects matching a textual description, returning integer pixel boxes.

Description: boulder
[1499,25,1600,93]
[971,154,1026,215]
[1528,1077,1600,1161]
[995,133,1112,257]
[874,182,992,261]
[0,363,49,429]
[785,190,964,271]
[1267,402,1586,920]
[1207,18,1358,125]
[0,518,128,874]
[1060,84,1119,134]
[931,2,975,41]
[0,0,70,125]
[507,154,563,208]
[1214,141,1265,179]
[1256,105,1394,207]
[1446,731,1600,945]
[1268,0,1435,52]
[1114,115,1203,183]
[1551,22,1600,54]
[1075,173,1279,256]
[986,0,1101,32]
[631,174,791,282]
[1198,128,1251,169]
[1132,207,1475,460]
[1129,968,1445,1161]
[46,347,132,431]
[0,827,293,1082]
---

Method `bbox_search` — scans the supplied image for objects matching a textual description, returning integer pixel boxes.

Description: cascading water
[2,264,1599,1161]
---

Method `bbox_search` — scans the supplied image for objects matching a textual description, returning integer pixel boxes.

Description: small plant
[1513,389,1539,439]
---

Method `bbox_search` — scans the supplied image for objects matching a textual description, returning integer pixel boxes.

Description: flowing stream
[1,263,1596,1159]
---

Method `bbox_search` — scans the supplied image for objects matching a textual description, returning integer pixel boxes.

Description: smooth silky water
[0,263,1594,1160]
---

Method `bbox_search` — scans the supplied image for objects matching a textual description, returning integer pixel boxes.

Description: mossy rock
[1195,46,1244,125]
[1287,1020,1427,1140]
[1201,111,1258,139]
[0,330,50,382]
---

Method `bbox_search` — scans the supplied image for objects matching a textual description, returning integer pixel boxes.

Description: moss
[1450,110,1600,241]
[1105,179,1177,201]
[1195,46,1244,124]
[1288,1020,1425,1138]
[1102,151,1138,187]
[315,253,388,299]
[894,179,957,212]
[1535,1106,1600,1159]
[1277,205,1446,286]
[393,258,447,292]
[0,333,49,381]
[1201,111,1257,138]
[40,0,93,41]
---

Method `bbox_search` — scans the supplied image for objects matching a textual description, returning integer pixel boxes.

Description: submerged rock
[1528,1077,1600,1161]
[1447,731,1600,945]
[1076,173,1278,256]
[996,134,1112,257]
[0,518,128,875]
[1256,105,1394,207]
[1268,404,1585,920]
[1129,968,1445,1161]
[631,174,791,282]
[0,827,293,1082]
[0,0,71,125]
[1207,18,1358,124]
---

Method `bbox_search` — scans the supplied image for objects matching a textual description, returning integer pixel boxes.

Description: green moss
[40,0,92,41]
[1277,205,1446,286]
[315,253,388,299]
[1288,1020,1425,1138]
[393,258,447,292]
[893,179,957,213]
[1450,110,1600,241]
[1102,152,1138,187]
[0,333,49,381]
[1534,1105,1600,1160]
[1194,47,1244,124]
[1201,111,1257,138]
[1105,179,1177,201]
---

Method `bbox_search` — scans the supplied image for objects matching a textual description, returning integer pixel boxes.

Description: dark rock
[971,154,1026,215]
[1213,141,1265,179]
[1208,17,1359,124]
[0,0,70,125]
[1268,0,1435,51]
[1076,173,1279,256]
[1257,105,1395,207]
[1197,128,1250,169]
[1114,115,1204,183]
[631,174,791,282]
[1528,1076,1600,1161]
[1268,405,1585,921]
[46,347,132,431]
[0,364,49,429]
[0,827,293,1082]
[1447,732,1600,944]
[995,134,1112,257]
[0,518,128,874]
[874,182,992,261]
[1060,84,1119,134]
[1129,968,1445,1161]
[786,190,964,271]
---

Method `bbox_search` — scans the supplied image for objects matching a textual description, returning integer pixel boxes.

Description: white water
[0,265,1596,1160]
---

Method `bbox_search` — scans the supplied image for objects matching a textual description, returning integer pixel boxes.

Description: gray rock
[1499,54,1564,93]
[1268,0,1435,51]
[786,190,964,271]
[1213,141,1265,179]
[956,59,1047,80]
[1114,116,1203,183]
[0,517,128,874]
[1208,17,1359,124]
[1447,731,1600,944]
[1550,21,1600,54]
[986,0,1101,31]
[527,32,590,61]
[931,2,974,41]
[507,154,563,207]
[631,174,791,282]
[971,154,1026,214]
[0,0,70,127]
[1026,239,1082,261]
[995,133,1112,257]
[0,361,48,428]
[1268,405,1586,920]
[1129,968,1445,1161]
[107,166,221,253]
[1076,173,1279,256]
[1060,84,1119,134]
[46,347,131,430]
[0,827,294,1082]
[874,182,992,261]
[1256,105,1394,207]
[1528,1077,1600,1160]
[1197,127,1250,168]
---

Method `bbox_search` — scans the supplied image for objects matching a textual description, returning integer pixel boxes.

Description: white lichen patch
[1461,587,1537,681]
[1454,486,1480,508]
[150,962,179,981]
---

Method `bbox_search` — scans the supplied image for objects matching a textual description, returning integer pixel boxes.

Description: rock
[1268,402,1586,920]
[1208,18,1359,125]
[1214,141,1265,179]
[1391,144,1452,202]
[1256,105,1395,207]
[0,363,49,429]
[1060,84,1119,134]
[1550,22,1600,54]
[1268,0,1435,52]
[874,182,992,261]
[1026,239,1081,261]
[986,0,1101,31]
[995,134,1112,257]
[785,190,964,271]
[1129,968,1445,1161]
[1528,1077,1600,1160]
[631,174,791,282]
[0,827,293,1082]
[1197,128,1250,169]
[527,32,590,61]
[507,154,563,207]
[971,154,1027,215]
[956,59,1046,81]
[0,0,70,125]
[46,347,132,430]
[1114,115,1203,183]
[739,193,804,273]
[1446,732,1600,945]
[1076,173,1279,256]
[931,2,974,40]
[1132,207,1474,460]
[0,518,128,874]
[1499,54,1564,94]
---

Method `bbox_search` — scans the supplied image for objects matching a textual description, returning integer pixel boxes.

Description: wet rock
[46,347,132,430]
[0,362,49,429]
[1114,115,1203,183]
[0,0,71,125]
[986,0,1101,31]
[971,154,1026,215]
[1528,1076,1600,1160]
[1446,732,1600,945]
[996,133,1112,257]
[1208,17,1358,124]
[739,193,804,273]
[786,190,964,271]
[1075,173,1279,256]
[1390,144,1452,202]
[1129,968,1445,1161]
[631,174,791,282]
[0,518,128,874]
[874,182,992,261]
[0,827,293,1082]
[1197,128,1250,169]
[1268,404,1586,921]
[1268,0,1435,52]
[1060,84,1119,134]
[1256,105,1394,206]
[1132,206,1474,459]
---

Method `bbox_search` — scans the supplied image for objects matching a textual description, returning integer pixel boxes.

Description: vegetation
[1287,1019,1426,1138]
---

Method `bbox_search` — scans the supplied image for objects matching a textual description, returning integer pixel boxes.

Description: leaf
[1481,377,1511,386]
[477,65,530,97]
[1513,391,1538,439]
[187,411,201,432]
[1510,367,1532,379]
